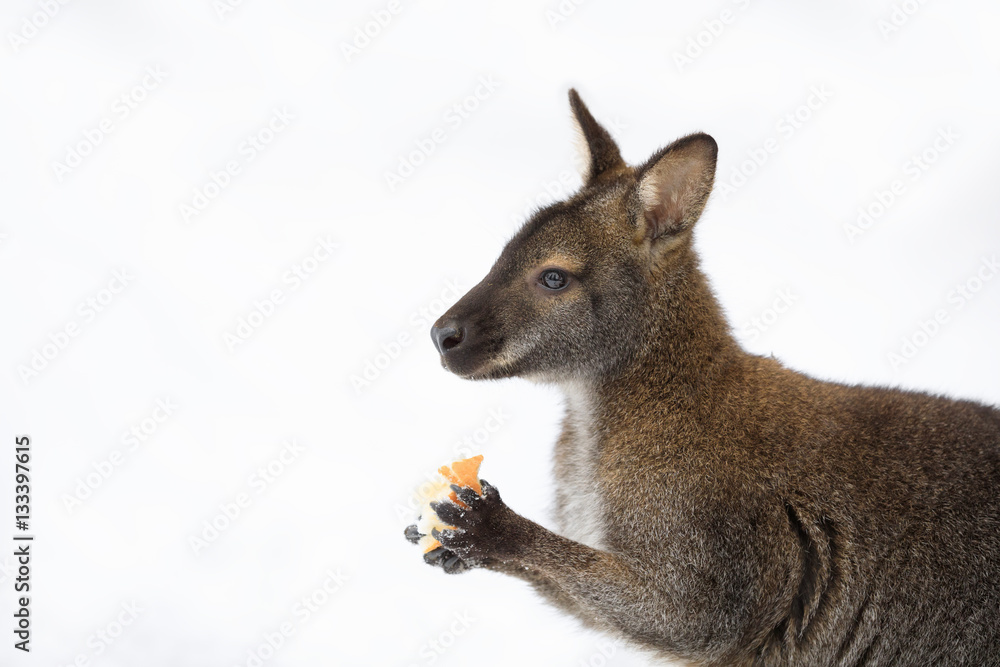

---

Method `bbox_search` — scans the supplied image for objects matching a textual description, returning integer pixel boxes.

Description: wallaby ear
[568,88,625,184]
[635,133,718,241]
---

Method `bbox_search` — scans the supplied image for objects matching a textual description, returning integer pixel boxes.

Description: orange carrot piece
[447,455,484,495]
[420,455,485,551]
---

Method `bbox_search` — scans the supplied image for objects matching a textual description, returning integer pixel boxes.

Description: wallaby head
[431,89,720,383]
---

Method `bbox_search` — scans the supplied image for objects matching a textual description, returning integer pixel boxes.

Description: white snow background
[1,0,999,665]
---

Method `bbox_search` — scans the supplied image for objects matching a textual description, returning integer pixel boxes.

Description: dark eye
[540,269,568,290]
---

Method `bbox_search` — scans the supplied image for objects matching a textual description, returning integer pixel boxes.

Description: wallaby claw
[423,546,471,574]
[423,546,447,564]
[430,500,465,526]
[443,554,469,574]
[450,484,482,507]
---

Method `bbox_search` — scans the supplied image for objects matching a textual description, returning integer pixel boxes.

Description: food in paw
[413,455,484,552]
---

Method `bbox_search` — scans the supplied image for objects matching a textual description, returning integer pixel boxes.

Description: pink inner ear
[643,159,698,239]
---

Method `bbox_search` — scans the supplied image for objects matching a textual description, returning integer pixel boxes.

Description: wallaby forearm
[512,522,665,634]
[530,526,765,662]
[439,490,750,660]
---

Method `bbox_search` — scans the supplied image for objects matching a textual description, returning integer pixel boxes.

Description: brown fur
[408,90,1000,666]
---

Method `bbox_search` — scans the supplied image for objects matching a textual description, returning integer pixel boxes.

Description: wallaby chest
[553,383,608,549]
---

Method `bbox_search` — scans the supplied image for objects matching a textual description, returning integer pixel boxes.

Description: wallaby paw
[430,479,520,564]
[404,524,472,574]
[423,546,472,574]
[403,523,424,544]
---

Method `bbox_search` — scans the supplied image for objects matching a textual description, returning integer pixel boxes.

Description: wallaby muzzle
[430,324,463,355]
[429,274,514,380]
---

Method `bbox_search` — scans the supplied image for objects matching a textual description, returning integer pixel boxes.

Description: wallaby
[404,90,1000,666]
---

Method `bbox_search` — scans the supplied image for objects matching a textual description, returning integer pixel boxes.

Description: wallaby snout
[430,277,507,380]
[429,323,463,355]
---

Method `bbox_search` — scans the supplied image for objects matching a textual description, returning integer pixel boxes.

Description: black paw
[404,524,422,544]
[429,480,519,563]
[404,523,472,574]
[423,546,471,574]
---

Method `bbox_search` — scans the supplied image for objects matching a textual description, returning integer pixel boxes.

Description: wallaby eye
[540,269,568,290]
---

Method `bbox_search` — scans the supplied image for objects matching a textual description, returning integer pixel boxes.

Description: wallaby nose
[430,324,464,355]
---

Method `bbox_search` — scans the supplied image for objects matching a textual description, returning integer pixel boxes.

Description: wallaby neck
[572,250,744,413]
